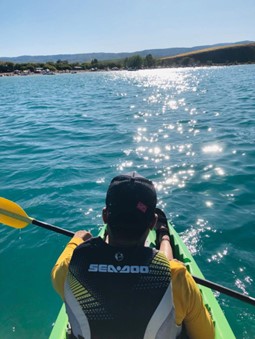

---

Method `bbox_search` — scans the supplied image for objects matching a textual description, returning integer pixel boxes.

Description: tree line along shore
[1,43,255,76]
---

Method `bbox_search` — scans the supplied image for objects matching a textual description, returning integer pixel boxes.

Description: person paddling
[52,172,214,338]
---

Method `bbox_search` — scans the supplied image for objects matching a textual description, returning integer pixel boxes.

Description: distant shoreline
[1,42,255,75]
[0,69,116,77]
[1,62,255,78]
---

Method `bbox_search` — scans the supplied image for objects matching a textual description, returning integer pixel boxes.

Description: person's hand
[74,230,92,242]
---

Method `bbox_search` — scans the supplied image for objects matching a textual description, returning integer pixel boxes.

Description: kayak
[49,223,235,339]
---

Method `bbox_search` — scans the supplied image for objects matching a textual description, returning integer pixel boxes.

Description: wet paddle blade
[0,197,32,229]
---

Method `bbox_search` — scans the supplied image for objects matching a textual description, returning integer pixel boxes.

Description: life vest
[64,237,181,339]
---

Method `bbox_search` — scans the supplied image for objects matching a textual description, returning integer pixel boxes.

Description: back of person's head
[105,172,157,239]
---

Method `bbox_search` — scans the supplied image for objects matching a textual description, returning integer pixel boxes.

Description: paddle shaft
[193,275,255,306]
[32,219,75,237]
[33,219,255,306]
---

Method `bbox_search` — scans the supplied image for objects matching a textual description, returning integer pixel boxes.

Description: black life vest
[64,237,179,339]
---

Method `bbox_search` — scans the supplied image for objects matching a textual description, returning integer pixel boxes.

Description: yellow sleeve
[170,261,215,339]
[51,237,84,300]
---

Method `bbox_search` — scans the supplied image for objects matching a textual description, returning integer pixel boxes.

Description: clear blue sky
[1,0,254,57]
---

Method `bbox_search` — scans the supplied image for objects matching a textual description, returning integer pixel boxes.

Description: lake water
[0,65,255,338]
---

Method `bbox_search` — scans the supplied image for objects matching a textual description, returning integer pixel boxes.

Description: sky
[0,0,254,57]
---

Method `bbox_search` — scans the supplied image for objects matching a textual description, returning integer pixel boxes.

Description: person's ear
[102,207,108,223]
[150,213,158,230]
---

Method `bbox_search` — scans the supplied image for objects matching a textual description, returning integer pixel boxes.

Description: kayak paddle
[0,197,74,237]
[1,197,254,306]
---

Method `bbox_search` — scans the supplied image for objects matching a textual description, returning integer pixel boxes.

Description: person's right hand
[74,230,92,242]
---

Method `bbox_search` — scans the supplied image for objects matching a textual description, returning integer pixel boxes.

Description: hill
[0,41,252,64]
[161,42,255,66]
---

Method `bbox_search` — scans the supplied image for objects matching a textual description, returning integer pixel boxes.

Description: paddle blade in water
[0,197,32,229]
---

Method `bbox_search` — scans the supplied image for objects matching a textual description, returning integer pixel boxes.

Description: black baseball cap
[106,172,157,231]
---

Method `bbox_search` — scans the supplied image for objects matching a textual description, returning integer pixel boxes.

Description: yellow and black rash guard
[52,236,214,339]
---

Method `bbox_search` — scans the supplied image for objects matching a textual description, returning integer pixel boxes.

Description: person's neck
[107,237,145,248]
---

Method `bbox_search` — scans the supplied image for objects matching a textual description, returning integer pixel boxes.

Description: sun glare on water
[202,144,223,154]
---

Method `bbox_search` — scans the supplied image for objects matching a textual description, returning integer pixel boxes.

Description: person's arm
[51,231,92,299]
[171,261,215,339]
[159,234,174,260]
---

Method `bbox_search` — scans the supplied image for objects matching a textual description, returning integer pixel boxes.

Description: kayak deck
[49,224,235,338]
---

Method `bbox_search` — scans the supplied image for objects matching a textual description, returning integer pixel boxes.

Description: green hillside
[0,41,252,64]
[161,43,255,66]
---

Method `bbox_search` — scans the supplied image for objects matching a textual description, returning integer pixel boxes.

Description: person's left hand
[74,230,92,242]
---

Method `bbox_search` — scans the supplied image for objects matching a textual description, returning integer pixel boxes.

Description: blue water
[0,66,254,338]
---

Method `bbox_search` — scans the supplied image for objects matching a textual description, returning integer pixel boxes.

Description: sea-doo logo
[88,264,149,274]
[115,252,124,262]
